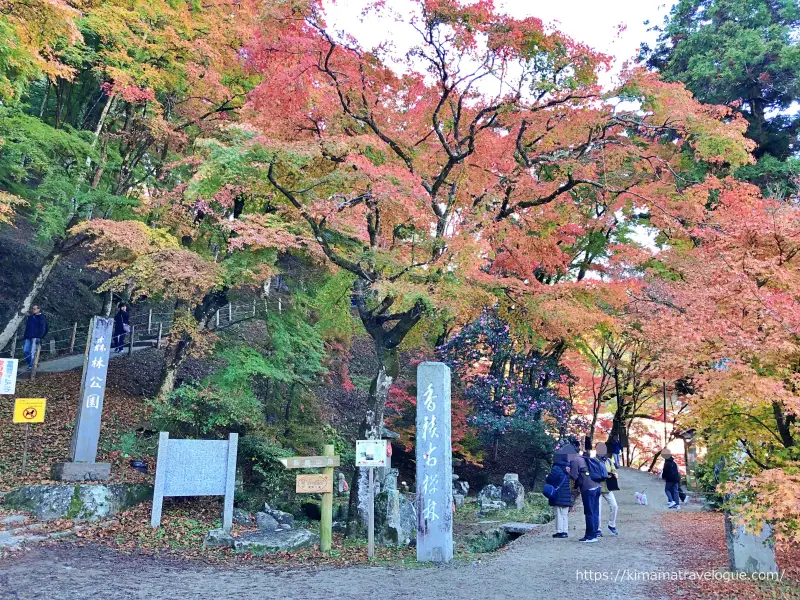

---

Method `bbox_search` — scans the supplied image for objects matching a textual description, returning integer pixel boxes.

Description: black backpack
[584,456,609,482]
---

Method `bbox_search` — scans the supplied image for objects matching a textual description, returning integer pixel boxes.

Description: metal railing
[2,296,288,361]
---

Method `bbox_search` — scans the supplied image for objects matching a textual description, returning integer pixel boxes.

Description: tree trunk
[772,402,795,448]
[0,250,61,351]
[102,291,113,317]
[0,225,87,350]
[344,341,396,537]
[39,80,50,118]
[154,290,228,401]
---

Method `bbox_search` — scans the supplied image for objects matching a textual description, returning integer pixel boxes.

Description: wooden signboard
[296,473,333,494]
[279,456,340,469]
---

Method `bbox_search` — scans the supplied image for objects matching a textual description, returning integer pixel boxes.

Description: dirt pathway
[1,468,693,600]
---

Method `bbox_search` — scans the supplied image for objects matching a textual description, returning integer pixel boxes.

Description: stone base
[51,462,111,482]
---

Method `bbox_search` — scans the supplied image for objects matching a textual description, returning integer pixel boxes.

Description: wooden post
[148,309,153,334]
[69,322,78,354]
[368,466,375,560]
[321,444,334,553]
[128,325,134,356]
[49,338,56,355]
[31,344,41,380]
[157,323,163,348]
[10,333,17,358]
[21,423,30,475]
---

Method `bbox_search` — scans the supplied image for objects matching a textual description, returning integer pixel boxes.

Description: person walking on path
[661,449,682,509]
[609,436,622,468]
[596,442,619,537]
[22,304,48,371]
[113,303,130,353]
[546,444,575,538]
[569,448,602,543]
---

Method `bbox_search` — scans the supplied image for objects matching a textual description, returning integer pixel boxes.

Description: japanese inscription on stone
[69,317,113,463]
[415,361,453,563]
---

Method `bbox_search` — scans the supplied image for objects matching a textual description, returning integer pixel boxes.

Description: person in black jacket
[112,303,130,353]
[661,449,682,509]
[546,444,575,538]
[22,305,48,370]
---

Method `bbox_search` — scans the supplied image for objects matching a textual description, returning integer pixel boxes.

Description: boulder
[232,508,252,526]
[501,474,525,510]
[1,515,26,526]
[452,477,469,498]
[479,500,507,513]
[233,528,319,555]
[477,484,501,505]
[204,528,234,549]
[374,489,416,546]
[501,522,537,536]
[4,484,152,522]
[263,504,294,529]
[255,512,279,532]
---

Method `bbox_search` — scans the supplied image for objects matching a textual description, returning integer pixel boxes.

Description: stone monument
[725,512,779,574]
[415,361,453,563]
[52,316,114,481]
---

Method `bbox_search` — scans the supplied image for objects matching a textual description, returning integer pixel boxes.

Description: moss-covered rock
[4,484,152,521]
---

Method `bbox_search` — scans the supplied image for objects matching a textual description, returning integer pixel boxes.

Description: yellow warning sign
[13,398,46,423]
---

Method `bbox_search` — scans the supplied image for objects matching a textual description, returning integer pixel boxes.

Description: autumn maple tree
[0,0,260,350]
[220,0,757,530]
[641,176,800,539]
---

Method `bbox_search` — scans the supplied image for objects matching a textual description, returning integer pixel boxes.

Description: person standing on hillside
[661,449,682,509]
[113,302,130,353]
[608,435,622,468]
[569,447,602,543]
[23,304,48,371]
[546,444,575,539]
[596,442,619,537]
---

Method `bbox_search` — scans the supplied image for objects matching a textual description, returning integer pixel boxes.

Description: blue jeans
[613,452,621,468]
[23,338,39,369]
[581,487,601,539]
[665,481,680,505]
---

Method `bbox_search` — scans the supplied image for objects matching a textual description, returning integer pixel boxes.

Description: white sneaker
[667,501,676,508]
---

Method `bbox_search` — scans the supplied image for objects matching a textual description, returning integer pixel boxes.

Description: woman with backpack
[544,444,575,538]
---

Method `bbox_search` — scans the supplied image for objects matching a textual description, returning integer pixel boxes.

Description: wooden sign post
[279,445,338,553]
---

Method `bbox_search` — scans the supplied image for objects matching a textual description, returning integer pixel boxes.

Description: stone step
[501,522,538,535]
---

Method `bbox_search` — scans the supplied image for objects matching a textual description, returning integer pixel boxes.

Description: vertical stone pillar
[70,316,114,463]
[53,317,114,481]
[415,361,453,563]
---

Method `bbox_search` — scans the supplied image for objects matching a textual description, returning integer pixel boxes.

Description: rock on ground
[374,489,416,546]
[501,474,525,510]
[233,528,319,555]
[204,529,235,549]
[3,484,152,521]
[262,504,294,529]
[255,512,279,532]
[232,508,252,526]
[477,484,501,505]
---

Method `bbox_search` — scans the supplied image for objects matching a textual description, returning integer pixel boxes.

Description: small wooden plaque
[296,473,333,494]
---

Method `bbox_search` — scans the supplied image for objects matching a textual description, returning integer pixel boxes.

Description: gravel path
[1,468,693,600]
